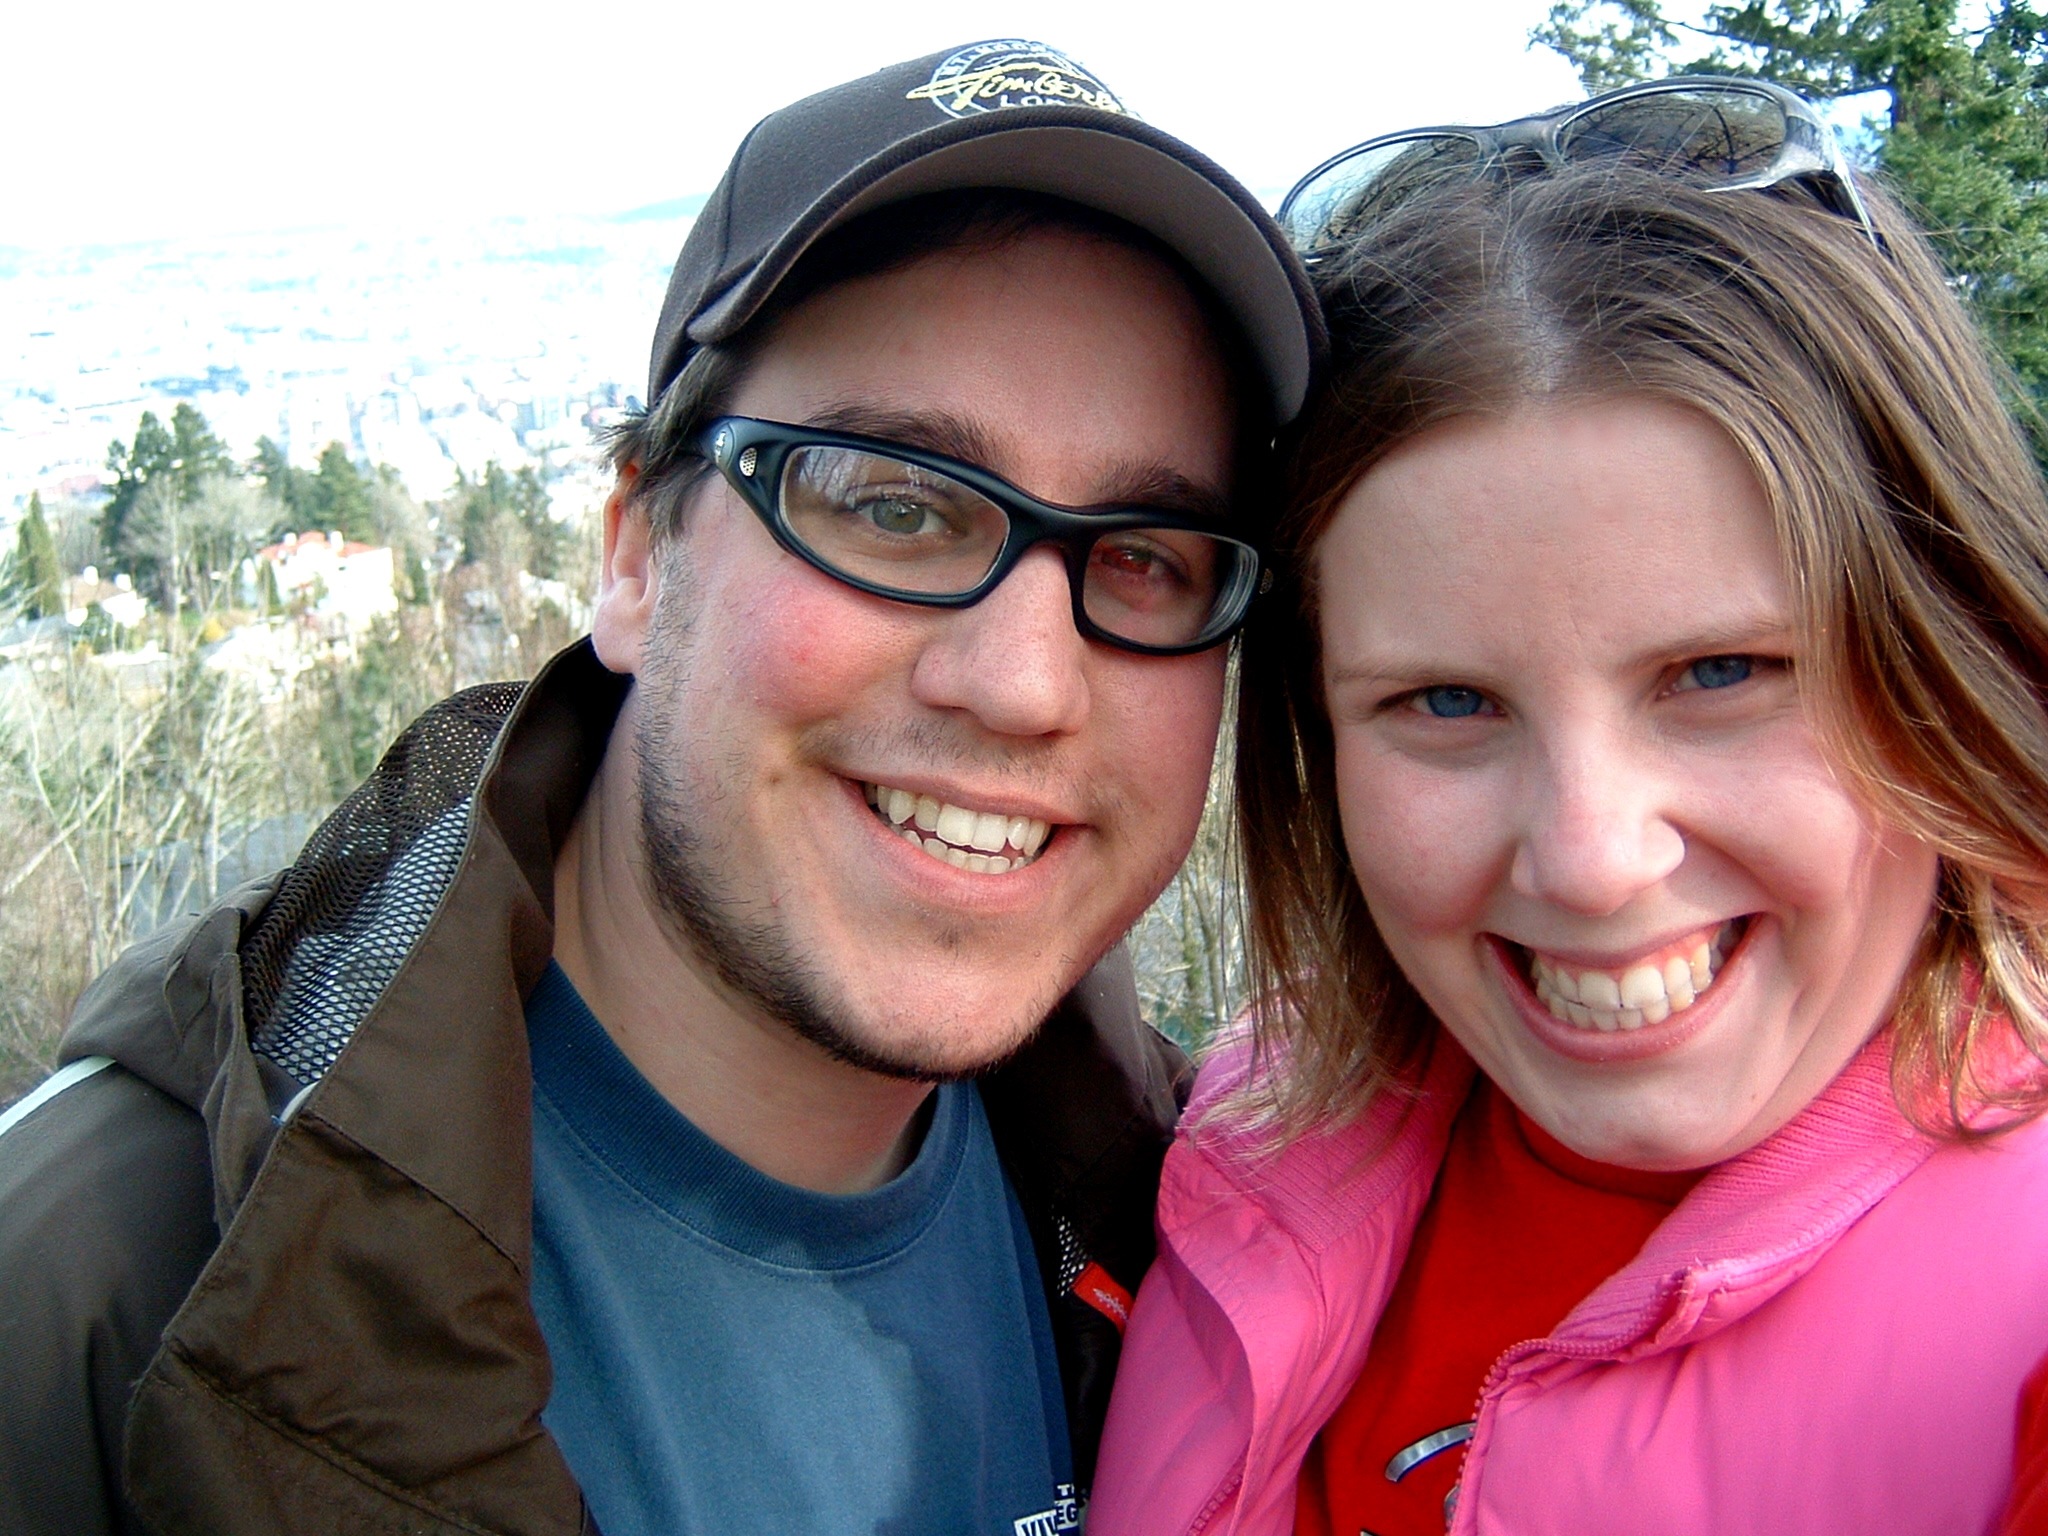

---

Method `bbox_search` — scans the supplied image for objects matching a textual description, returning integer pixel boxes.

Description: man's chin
[785,996,1055,1083]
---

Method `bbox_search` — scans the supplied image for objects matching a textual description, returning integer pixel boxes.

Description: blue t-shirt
[526,962,1077,1536]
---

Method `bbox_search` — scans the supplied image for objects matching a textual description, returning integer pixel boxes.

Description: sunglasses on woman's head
[1278,76,1882,259]
[695,416,1266,657]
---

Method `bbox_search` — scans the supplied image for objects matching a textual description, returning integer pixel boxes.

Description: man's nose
[909,545,1091,737]
[1508,723,1686,916]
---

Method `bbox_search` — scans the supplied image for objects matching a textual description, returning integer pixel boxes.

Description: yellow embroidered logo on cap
[907,41,1129,120]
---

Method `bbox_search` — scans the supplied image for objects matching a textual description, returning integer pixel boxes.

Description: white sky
[6,0,1589,246]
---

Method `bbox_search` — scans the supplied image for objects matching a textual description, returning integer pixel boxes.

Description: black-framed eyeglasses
[696,416,1264,656]
[1279,75,1882,259]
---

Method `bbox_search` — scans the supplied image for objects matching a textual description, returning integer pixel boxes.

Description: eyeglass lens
[778,444,1247,650]
[1284,133,1486,246]
[1557,87,1794,181]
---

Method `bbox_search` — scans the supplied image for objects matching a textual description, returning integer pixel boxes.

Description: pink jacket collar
[1180,1029,1933,1346]
[1561,1037,1932,1353]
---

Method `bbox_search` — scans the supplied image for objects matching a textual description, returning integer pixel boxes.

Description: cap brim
[686,111,1318,424]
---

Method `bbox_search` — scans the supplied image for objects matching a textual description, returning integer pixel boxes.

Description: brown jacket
[0,639,1189,1535]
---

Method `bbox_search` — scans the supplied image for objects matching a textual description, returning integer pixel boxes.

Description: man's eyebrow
[800,404,1234,521]
[802,404,1003,472]
[1090,463,1235,523]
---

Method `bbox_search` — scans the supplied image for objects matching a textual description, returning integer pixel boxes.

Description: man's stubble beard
[629,548,1062,1083]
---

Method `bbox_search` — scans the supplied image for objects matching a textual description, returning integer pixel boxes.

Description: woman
[1092,80,2048,1534]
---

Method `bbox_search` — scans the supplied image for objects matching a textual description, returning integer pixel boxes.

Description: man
[0,41,1320,1536]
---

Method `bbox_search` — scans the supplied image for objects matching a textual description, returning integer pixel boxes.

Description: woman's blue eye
[1683,655,1753,691]
[1417,686,1487,718]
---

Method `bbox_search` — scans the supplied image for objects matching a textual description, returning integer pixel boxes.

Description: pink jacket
[1091,1033,2048,1535]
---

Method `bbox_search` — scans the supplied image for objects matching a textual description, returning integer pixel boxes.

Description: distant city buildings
[250,530,400,630]
[66,569,148,630]
[0,211,663,699]
[0,210,688,525]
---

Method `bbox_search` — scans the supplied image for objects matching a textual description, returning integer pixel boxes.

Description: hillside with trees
[0,406,596,1103]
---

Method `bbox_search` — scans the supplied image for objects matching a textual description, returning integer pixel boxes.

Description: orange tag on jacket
[1072,1261,1133,1332]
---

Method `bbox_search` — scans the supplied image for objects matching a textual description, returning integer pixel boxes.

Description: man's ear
[592,464,657,675]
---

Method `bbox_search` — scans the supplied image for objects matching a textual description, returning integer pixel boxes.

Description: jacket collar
[1176,1033,1473,1255]
[1558,1033,1934,1353]
[1174,1027,1934,1359]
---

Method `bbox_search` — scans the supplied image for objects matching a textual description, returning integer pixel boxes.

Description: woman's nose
[1509,725,1686,916]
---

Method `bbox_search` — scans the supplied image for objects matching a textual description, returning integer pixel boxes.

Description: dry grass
[0,549,596,1108]
[0,644,326,1105]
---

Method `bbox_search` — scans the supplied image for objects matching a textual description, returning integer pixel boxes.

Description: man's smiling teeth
[863,782,1052,875]
[1529,920,1744,1033]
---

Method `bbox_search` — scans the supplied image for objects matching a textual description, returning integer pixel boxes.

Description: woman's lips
[1531,919,1743,1033]
[1487,917,1755,1063]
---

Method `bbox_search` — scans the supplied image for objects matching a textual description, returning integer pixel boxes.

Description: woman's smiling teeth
[1527,919,1745,1033]
[863,782,1053,875]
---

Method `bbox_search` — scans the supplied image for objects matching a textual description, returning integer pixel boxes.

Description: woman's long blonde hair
[1237,162,2048,1138]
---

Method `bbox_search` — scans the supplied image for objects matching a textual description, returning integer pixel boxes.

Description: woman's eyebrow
[1627,619,1797,668]
[1323,652,1476,689]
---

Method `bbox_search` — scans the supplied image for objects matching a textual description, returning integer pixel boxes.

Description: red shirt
[2004,1352,2048,1534]
[1295,1079,1701,1536]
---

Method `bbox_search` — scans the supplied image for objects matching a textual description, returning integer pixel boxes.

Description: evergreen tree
[309,443,378,544]
[402,546,432,606]
[516,465,562,580]
[6,493,65,621]
[102,403,234,585]
[250,439,381,544]
[169,403,233,498]
[371,463,434,569]
[454,461,558,576]
[103,410,176,558]
[249,436,316,529]
[1533,0,2048,414]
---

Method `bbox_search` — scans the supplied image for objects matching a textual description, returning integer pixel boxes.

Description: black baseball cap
[648,40,1325,423]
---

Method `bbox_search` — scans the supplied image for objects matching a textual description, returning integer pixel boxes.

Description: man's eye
[1098,542,1164,578]
[1407,686,1492,719]
[855,495,947,536]
[1674,655,1755,692]
[1092,535,1190,586]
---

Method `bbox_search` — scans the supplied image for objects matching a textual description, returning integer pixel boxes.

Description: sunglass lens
[1081,529,1258,650]
[1557,87,1791,184]
[1282,133,1486,250]
[779,446,1008,596]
